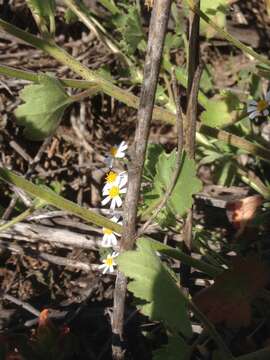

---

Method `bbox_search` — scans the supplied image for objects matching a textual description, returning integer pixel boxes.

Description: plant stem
[0,201,44,233]
[187,0,270,67]
[0,167,223,276]
[237,168,270,199]
[198,125,270,163]
[0,64,100,89]
[0,167,122,233]
[1,21,270,163]
[188,299,235,360]
[112,2,172,358]
[70,87,100,102]
[235,347,270,360]
[63,0,133,69]
[148,238,222,277]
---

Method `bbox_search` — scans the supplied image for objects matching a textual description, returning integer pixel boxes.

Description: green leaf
[153,336,191,360]
[200,0,228,38]
[156,151,202,216]
[164,33,182,54]
[201,99,232,128]
[64,9,78,24]
[26,0,56,18]
[99,0,120,15]
[142,149,202,226]
[117,238,192,337]
[118,6,145,55]
[143,144,164,181]
[15,74,72,141]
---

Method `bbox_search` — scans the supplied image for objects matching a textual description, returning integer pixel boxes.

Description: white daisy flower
[105,141,128,168]
[103,171,128,192]
[247,92,270,119]
[101,183,127,210]
[98,251,119,274]
[101,216,122,248]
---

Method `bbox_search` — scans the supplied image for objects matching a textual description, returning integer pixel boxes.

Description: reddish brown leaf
[226,195,263,236]
[6,352,23,360]
[194,256,269,327]
[38,309,50,328]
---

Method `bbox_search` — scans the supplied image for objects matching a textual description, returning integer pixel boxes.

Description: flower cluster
[247,91,270,119]
[98,141,128,274]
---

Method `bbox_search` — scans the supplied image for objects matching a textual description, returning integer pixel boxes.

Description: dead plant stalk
[111,1,172,359]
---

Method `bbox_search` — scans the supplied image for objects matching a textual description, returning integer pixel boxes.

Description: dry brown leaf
[194,256,269,327]
[226,195,263,238]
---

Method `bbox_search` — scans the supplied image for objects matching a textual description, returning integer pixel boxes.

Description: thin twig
[181,0,201,290]
[111,2,172,359]
[186,62,204,159]
[0,240,100,273]
[2,293,40,317]
[0,221,103,249]
[188,299,234,360]
[2,137,51,220]
[138,70,184,235]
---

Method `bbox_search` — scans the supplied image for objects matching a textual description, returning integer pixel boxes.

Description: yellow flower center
[105,257,113,266]
[103,228,113,235]
[110,146,117,157]
[257,99,268,112]
[108,186,120,198]
[106,171,118,184]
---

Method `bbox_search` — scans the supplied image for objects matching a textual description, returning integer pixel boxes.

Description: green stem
[237,168,270,199]
[188,1,270,67]
[0,64,100,89]
[188,299,235,360]
[148,238,222,278]
[63,0,134,69]
[0,201,45,232]
[0,167,222,276]
[198,125,270,163]
[1,21,270,162]
[0,167,122,233]
[70,87,100,102]
[0,19,143,114]
[236,347,270,360]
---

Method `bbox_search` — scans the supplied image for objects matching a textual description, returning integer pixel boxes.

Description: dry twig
[111,1,172,359]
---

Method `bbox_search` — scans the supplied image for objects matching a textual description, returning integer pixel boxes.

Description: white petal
[247,106,257,112]
[101,196,111,206]
[115,196,122,208]
[265,92,270,101]
[248,100,257,106]
[101,239,110,248]
[263,109,269,116]
[115,151,125,159]
[110,198,116,210]
[103,266,109,274]
[249,111,259,119]
[104,156,114,168]
[102,187,110,195]
[119,141,128,150]
[119,174,128,187]
[111,236,118,246]
[109,265,114,273]
[101,234,111,248]
[111,215,120,223]
[102,183,111,192]
[120,187,127,194]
